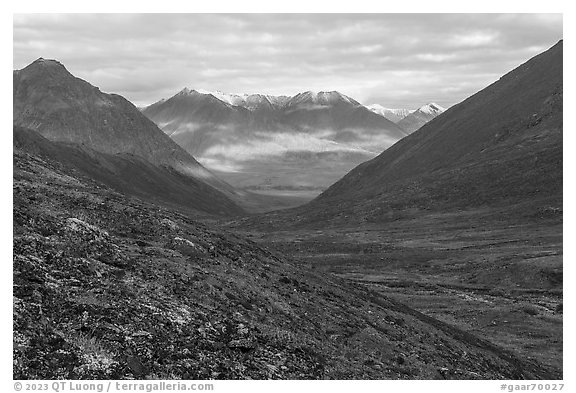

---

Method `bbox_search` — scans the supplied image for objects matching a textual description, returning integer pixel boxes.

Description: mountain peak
[418,103,445,115]
[177,87,194,95]
[288,90,360,107]
[366,105,415,123]
[27,57,68,71]
[33,57,63,65]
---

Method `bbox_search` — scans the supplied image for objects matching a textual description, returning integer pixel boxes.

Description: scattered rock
[228,338,256,352]
[160,218,179,231]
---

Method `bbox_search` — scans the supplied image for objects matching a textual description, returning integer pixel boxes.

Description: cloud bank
[13,14,562,108]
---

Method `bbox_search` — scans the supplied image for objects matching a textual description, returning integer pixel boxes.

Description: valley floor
[221,210,563,375]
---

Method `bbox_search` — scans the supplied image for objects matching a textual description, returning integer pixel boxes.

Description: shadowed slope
[13,127,243,216]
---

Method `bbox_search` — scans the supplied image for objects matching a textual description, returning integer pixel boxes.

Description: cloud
[13,14,562,108]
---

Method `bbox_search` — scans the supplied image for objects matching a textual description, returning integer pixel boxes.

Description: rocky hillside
[13,131,557,380]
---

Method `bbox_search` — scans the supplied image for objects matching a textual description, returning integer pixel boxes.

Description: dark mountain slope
[13,127,243,216]
[290,40,563,226]
[13,59,241,209]
[13,138,557,379]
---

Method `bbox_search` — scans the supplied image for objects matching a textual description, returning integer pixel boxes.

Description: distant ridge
[142,88,407,193]
[396,103,445,134]
[366,105,414,123]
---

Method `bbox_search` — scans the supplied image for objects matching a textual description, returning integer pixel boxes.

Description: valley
[12,19,563,381]
[219,209,563,374]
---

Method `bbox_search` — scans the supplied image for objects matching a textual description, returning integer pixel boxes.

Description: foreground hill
[258,40,562,228]
[13,136,557,379]
[13,59,242,214]
[142,89,406,195]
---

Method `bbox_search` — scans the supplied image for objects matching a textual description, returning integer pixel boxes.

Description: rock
[65,218,108,239]
[169,237,206,257]
[279,276,291,285]
[160,219,179,231]
[228,338,256,351]
[126,355,147,378]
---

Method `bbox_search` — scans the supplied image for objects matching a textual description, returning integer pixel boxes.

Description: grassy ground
[225,211,563,375]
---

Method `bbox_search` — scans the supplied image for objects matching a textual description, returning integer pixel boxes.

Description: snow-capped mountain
[417,102,445,115]
[142,89,407,193]
[285,91,362,109]
[186,89,290,111]
[397,103,446,134]
[366,104,414,123]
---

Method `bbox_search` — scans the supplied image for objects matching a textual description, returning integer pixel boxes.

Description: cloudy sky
[13,14,562,108]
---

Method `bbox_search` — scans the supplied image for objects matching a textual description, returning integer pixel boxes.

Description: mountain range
[365,105,414,123]
[142,89,407,197]
[366,103,446,133]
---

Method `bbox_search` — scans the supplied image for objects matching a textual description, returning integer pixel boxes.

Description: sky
[13,13,563,109]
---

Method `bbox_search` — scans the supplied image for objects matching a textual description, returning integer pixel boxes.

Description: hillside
[13,135,557,379]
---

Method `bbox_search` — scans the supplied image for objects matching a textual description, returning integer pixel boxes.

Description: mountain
[13,58,243,215]
[279,91,407,143]
[396,103,445,134]
[142,89,407,199]
[193,89,290,111]
[366,104,414,123]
